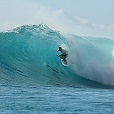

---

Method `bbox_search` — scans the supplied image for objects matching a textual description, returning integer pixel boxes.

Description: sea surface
[0,85,114,114]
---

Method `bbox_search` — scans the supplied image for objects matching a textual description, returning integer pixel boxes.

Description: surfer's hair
[59,47,62,49]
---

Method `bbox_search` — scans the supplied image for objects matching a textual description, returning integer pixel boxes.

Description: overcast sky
[0,0,114,37]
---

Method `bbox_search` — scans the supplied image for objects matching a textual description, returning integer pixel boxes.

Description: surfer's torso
[57,48,68,56]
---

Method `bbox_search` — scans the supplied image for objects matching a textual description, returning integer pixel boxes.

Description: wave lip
[0,24,114,88]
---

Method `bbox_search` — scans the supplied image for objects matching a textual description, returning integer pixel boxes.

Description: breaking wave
[0,24,114,88]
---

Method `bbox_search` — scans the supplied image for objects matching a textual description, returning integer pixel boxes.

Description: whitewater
[0,24,114,88]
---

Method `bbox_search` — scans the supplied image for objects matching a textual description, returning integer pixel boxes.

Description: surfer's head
[59,47,62,51]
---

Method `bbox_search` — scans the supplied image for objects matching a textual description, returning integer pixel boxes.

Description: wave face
[0,24,114,88]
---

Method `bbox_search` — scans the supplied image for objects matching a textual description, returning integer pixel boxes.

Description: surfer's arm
[57,48,59,52]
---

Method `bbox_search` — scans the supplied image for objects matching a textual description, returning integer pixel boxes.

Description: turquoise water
[0,85,114,114]
[1,24,114,88]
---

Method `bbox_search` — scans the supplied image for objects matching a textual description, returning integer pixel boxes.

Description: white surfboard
[61,59,68,66]
[56,55,68,66]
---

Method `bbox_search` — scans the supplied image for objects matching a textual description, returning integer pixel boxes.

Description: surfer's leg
[60,54,64,59]
[62,55,66,62]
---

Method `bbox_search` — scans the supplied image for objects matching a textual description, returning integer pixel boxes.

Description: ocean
[0,24,114,113]
[0,85,114,114]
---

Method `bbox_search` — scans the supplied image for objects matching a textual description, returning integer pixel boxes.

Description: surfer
[57,47,68,63]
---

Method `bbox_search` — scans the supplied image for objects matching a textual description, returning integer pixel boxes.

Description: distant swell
[0,24,114,88]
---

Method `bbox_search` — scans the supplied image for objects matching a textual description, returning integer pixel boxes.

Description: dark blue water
[0,85,114,114]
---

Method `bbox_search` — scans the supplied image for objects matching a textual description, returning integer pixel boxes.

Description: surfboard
[57,55,68,66]
[61,59,68,66]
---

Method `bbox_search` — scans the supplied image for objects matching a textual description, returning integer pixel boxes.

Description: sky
[0,0,114,37]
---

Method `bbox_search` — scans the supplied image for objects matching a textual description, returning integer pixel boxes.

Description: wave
[0,24,114,88]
